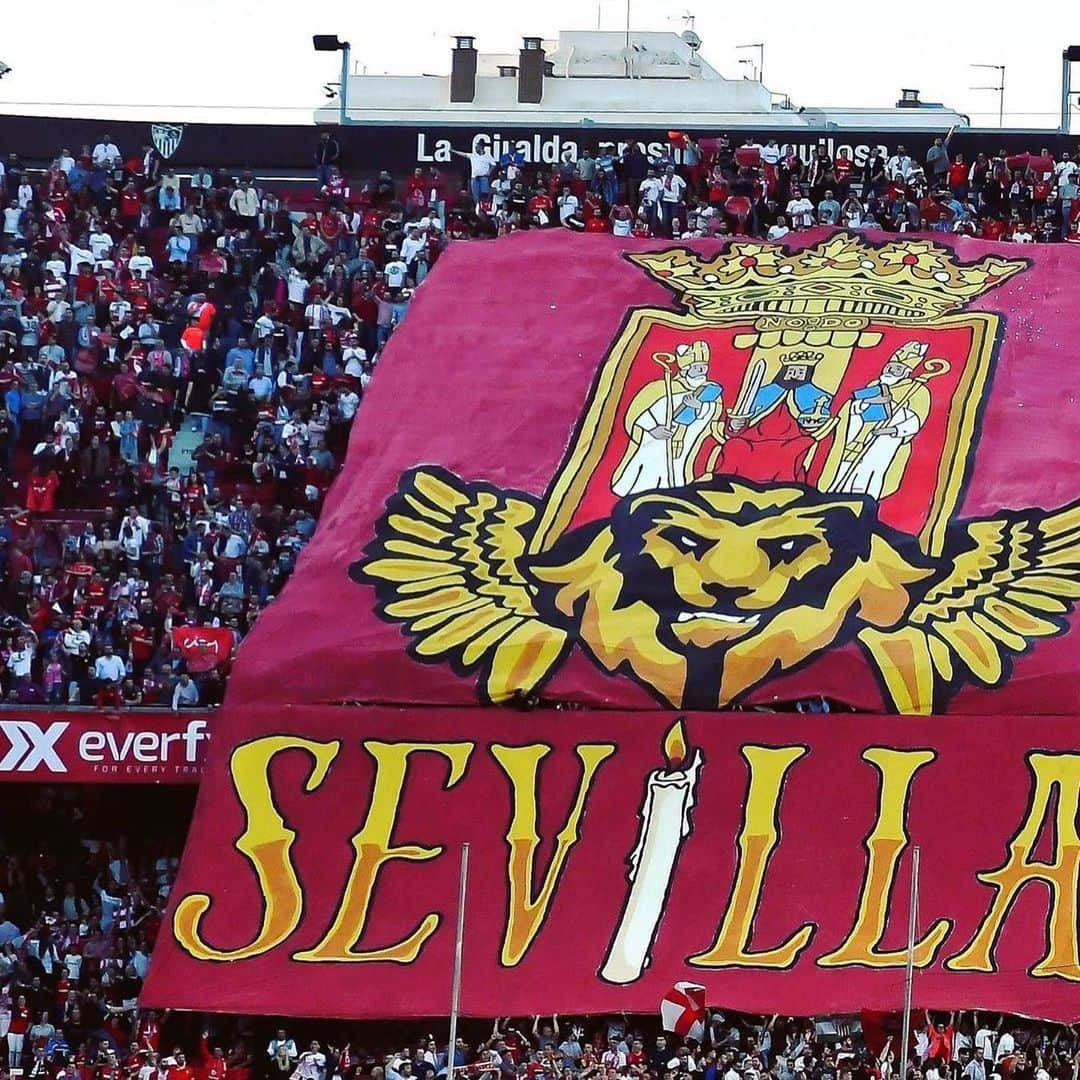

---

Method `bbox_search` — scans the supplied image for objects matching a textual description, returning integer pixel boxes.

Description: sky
[0,0,1076,131]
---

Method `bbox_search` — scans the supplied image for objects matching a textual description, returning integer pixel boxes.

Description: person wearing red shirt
[8,993,30,1068]
[926,1014,955,1063]
[26,468,60,513]
[167,1049,196,1080]
[200,1035,228,1080]
[74,265,98,305]
[528,190,553,227]
[584,208,609,233]
[319,210,343,246]
[98,1050,123,1080]
[948,155,969,197]
[834,149,854,195]
[404,168,428,214]
[137,1014,162,1055]
[707,166,728,207]
[982,217,1006,241]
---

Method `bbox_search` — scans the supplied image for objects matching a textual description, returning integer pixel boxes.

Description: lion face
[527,479,936,707]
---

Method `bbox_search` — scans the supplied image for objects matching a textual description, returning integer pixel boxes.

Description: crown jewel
[628,233,1027,323]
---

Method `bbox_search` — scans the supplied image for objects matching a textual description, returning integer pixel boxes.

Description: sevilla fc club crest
[151,123,184,159]
[356,233,1080,714]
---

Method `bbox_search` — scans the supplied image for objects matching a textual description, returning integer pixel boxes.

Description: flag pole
[447,843,470,1080]
[898,846,921,1080]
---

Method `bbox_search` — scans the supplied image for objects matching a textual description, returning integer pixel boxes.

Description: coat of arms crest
[151,123,185,160]
[355,233,1080,713]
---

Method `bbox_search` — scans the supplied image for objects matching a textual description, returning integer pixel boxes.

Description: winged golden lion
[353,467,1080,713]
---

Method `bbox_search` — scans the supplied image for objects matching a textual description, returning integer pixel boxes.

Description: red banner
[151,232,1080,1020]
[0,711,210,782]
[172,626,235,673]
[144,707,1080,1019]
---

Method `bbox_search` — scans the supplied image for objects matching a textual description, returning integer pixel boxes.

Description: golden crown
[627,232,1027,323]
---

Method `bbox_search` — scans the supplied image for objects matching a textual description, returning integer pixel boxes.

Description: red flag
[660,982,707,1042]
[859,1010,927,1058]
[172,626,234,673]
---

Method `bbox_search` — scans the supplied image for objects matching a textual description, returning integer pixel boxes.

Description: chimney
[896,88,921,109]
[518,36,545,104]
[450,36,477,103]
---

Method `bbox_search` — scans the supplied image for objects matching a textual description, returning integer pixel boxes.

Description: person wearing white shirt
[786,194,815,230]
[93,648,125,684]
[229,181,260,221]
[767,217,791,241]
[638,171,662,226]
[2,202,22,238]
[401,228,426,267]
[7,640,34,680]
[343,346,367,378]
[89,229,114,262]
[1012,226,1034,244]
[451,147,497,204]
[267,1035,298,1061]
[490,175,511,212]
[994,1030,1015,1064]
[66,242,95,277]
[337,389,359,421]
[293,1044,326,1080]
[57,150,75,174]
[92,137,121,168]
[129,248,154,279]
[1054,153,1077,186]
[287,269,309,306]
[304,299,330,331]
[16,183,33,211]
[886,147,913,181]
[973,1020,995,1063]
[658,165,687,234]
[761,140,781,166]
[384,258,407,288]
[557,189,579,225]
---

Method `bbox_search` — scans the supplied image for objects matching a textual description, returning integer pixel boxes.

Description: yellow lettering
[689,745,814,968]
[946,752,1080,979]
[491,743,615,966]
[173,736,340,961]
[294,741,473,963]
[818,748,951,968]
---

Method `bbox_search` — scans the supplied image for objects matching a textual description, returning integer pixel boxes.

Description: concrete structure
[314,29,968,131]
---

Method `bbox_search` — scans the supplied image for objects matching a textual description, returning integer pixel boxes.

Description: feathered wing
[354,467,569,703]
[859,502,1080,714]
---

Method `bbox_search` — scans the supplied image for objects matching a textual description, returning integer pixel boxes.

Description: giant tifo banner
[144,230,1080,1019]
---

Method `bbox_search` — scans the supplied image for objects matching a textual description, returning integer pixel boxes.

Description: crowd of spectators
[1,127,1079,705]
[0,133,390,708]
[434,131,1080,242]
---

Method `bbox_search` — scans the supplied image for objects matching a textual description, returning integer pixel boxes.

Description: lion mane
[526,478,938,708]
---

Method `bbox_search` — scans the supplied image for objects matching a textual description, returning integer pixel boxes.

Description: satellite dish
[681,29,701,50]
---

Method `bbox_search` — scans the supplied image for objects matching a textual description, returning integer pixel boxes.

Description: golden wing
[859,502,1080,714]
[353,466,569,703]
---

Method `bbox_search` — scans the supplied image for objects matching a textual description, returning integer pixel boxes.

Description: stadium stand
[1,125,1080,1079]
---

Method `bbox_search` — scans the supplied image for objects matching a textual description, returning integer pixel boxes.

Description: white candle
[601,722,702,985]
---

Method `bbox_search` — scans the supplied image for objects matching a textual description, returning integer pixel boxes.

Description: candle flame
[663,718,689,769]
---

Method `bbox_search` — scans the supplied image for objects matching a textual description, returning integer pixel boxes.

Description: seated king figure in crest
[611,340,724,497]
[711,349,833,485]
